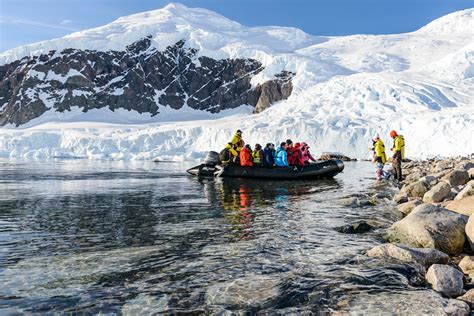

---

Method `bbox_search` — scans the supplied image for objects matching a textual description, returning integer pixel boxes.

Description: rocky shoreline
[365,155,474,314]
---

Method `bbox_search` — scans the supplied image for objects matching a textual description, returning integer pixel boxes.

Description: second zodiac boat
[187,152,344,180]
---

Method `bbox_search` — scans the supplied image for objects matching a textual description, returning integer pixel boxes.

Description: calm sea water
[0,159,427,314]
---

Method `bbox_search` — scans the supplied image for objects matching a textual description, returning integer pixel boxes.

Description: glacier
[0,3,473,160]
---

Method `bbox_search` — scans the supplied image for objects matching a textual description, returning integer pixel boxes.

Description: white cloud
[0,16,77,31]
[60,19,72,25]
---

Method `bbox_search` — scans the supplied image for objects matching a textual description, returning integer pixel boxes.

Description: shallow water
[0,159,430,313]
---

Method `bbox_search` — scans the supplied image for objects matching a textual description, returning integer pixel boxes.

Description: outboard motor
[204,151,220,166]
[186,151,220,177]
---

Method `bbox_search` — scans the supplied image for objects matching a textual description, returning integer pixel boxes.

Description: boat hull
[216,160,344,180]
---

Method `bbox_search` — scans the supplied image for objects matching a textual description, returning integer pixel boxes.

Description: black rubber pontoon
[187,159,344,180]
[215,160,344,180]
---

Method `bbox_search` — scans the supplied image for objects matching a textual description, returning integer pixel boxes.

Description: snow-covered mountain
[0,3,473,160]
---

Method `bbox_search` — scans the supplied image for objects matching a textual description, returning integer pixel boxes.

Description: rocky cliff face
[0,37,293,126]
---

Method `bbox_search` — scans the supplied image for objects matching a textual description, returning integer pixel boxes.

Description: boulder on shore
[393,193,408,204]
[423,181,452,203]
[446,196,474,216]
[458,289,474,308]
[466,215,474,251]
[458,256,474,275]
[396,199,422,215]
[426,264,464,298]
[401,180,429,198]
[386,204,468,255]
[455,180,474,200]
[367,243,448,267]
[443,170,470,187]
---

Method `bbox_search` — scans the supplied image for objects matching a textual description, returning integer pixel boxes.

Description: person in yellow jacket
[390,130,405,181]
[230,130,245,153]
[371,133,388,180]
[219,142,239,165]
[252,144,264,166]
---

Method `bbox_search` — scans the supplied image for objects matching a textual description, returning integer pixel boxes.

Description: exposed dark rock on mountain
[0,37,294,126]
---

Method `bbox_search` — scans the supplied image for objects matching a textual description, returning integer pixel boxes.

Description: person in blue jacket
[262,143,276,167]
[275,142,289,167]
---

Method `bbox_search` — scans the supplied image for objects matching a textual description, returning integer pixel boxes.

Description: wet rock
[386,204,468,255]
[393,193,409,204]
[443,170,470,187]
[367,243,449,267]
[455,181,474,200]
[340,290,469,315]
[457,289,474,308]
[396,199,422,215]
[335,221,375,234]
[338,197,375,207]
[446,196,474,216]
[466,215,474,251]
[401,180,429,198]
[426,264,464,298]
[205,275,280,307]
[423,181,452,203]
[459,256,474,275]
[122,294,169,314]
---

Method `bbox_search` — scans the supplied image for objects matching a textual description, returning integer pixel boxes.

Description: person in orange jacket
[240,144,254,167]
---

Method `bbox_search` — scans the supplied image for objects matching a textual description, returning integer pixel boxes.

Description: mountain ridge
[0,4,472,159]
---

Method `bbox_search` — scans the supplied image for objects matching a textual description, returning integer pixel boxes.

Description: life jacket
[393,135,405,159]
[374,139,387,164]
[239,147,253,167]
[252,149,263,165]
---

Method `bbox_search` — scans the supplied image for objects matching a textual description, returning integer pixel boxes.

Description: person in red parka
[240,144,254,167]
[286,139,295,165]
[292,143,305,166]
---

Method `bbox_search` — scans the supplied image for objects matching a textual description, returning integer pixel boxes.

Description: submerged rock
[339,290,469,315]
[367,244,449,267]
[396,199,422,215]
[335,222,375,234]
[205,275,280,308]
[386,204,468,255]
[338,197,375,207]
[426,264,464,298]
[423,181,452,203]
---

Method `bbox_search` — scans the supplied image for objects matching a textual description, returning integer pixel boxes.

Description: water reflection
[0,160,423,314]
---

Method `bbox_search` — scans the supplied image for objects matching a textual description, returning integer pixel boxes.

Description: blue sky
[1,0,473,52]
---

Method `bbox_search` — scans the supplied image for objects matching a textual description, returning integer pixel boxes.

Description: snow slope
[0,3,473,160]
